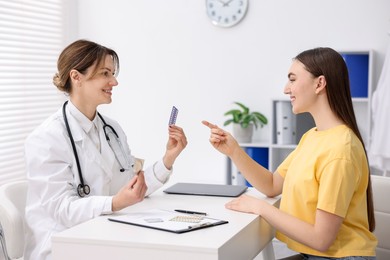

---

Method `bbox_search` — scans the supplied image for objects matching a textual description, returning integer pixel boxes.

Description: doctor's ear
[69,69,82,85]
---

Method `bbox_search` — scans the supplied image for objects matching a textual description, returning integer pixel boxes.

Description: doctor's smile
[23,39,187,260]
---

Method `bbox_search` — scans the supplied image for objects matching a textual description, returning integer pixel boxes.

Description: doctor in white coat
[23,39,187,260]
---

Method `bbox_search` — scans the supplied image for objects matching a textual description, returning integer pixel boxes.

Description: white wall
[73,0,390,185]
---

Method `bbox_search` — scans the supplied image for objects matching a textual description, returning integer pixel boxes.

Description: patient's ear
[315,75,327,94]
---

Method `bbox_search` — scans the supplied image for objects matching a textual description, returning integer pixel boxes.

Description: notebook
[163,182,248,197]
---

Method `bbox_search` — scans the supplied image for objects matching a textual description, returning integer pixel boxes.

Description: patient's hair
[295,47,375,232]
[53,39,119,93]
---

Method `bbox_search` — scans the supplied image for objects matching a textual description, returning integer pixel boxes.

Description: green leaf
[224,109,241,116]
[223,119,234,126]
[241,114,251,124]
[234,102,249,115]
[233,113,240,123]
[241,121,249,128]
[252,120,258,129]
[252,112,268,124]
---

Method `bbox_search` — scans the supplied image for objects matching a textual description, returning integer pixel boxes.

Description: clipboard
[108,209,228,234]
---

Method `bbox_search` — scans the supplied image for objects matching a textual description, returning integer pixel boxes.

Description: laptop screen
[163,182,248,197]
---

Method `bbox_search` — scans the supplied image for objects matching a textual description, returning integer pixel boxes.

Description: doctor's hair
[295,47,375,232]
[53,39,120,93]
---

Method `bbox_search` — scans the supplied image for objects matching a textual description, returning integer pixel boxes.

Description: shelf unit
[229,50,374,185]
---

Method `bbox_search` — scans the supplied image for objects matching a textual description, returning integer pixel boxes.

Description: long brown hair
[53,39,120,93]
[295,47,375,232]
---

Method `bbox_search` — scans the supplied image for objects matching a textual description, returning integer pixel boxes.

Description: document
[108,209,228,233]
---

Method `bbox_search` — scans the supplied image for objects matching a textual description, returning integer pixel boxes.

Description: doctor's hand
[202,120,240,157]
[112,171,148,212]
[163,125,187,170]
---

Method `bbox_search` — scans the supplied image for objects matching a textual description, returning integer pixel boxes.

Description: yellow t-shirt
[276,125,377,257]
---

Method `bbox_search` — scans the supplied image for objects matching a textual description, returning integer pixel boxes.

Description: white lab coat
[23,103,171,260]
[369,43,390,171]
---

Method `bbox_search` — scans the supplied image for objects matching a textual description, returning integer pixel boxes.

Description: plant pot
[233,124,253,143]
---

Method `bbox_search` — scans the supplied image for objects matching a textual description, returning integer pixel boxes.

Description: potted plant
[224,101,268,143]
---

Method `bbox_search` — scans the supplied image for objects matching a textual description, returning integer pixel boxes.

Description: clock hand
[216,0,227,5]
[223,0,234,6]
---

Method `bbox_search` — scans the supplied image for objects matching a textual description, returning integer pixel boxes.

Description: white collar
[67,100,99,134]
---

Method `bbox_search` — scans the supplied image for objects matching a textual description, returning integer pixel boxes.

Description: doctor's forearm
[162,154,174,170]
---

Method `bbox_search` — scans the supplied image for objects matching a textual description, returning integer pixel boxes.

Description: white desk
[52,186,280,260]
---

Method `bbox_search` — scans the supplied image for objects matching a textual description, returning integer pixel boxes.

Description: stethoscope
[62,101,133,197]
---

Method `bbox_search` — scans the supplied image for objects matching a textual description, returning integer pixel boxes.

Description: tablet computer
[163,182,248,197]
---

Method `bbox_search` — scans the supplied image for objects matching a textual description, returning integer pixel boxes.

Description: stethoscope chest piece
[77,184,90,198]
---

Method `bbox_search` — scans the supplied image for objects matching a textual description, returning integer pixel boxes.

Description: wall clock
[205,0,249,28]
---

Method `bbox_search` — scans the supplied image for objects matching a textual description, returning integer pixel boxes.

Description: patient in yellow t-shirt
[202,47,377,259]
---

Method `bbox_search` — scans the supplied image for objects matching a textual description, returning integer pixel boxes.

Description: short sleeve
[317,158,359,217]
[277,148,297,178]
[277,129,312,178]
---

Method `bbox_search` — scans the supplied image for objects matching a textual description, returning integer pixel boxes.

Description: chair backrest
[0,180,28,259]
[371,175,390,260]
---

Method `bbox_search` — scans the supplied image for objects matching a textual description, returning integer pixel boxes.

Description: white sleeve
[144,160,172,196]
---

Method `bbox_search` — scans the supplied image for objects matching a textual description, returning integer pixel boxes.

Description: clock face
[206,0,248,28]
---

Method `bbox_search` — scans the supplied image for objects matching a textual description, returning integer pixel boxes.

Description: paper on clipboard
[108,209,228,233]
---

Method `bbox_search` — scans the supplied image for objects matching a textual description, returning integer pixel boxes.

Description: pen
[174,209,207,216]
[188,222,211,229]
